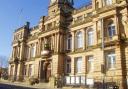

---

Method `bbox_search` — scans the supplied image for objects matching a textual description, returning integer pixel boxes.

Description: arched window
[67,35,72,50]
[105,0,112,5]
[87,28,94,46]
[76,31,83,48]
[108,22,115,37]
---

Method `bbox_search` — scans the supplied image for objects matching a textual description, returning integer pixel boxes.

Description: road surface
[0,83,37,89]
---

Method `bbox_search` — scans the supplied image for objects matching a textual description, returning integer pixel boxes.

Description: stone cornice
[70,16,93,28]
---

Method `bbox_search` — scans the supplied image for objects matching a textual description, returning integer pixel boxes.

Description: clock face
[51,0,56,3]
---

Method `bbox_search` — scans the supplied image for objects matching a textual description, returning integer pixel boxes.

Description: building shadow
[0,83,37,89]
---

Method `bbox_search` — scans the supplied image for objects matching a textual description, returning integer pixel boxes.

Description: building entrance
[40,60,51,82]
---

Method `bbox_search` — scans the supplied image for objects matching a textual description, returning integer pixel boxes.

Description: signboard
[66,76,70,84]
[86,79,94,85]
[81,76,86,85]
[76,76,80,84]
[71,76,75,84]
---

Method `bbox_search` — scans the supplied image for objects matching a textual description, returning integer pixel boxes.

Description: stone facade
[8,0,128,89]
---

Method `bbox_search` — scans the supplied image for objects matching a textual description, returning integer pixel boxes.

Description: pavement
[0,79,85,89]
[0,79,59,89]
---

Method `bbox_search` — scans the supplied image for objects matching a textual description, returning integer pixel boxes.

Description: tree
[0,56,9,68]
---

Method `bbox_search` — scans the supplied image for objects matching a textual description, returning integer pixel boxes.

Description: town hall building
[9,0,128,89]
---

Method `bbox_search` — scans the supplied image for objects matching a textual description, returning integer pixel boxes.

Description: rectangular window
[31,44,36,58]
[108,25,115,37]
[67,37,72,50]
[28,64,33,77]
[106,52,116,69]
[75,57,82,73]
[66,59,71,74]
[88,30,94,46]
[87,56,94,73]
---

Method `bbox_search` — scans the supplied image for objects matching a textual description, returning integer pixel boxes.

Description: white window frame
[88,56,94,73]
[87,29,94,46]
[106,52,116,70]
[76,31,83,48]
[31,44,36,58]
[75,57,82,73]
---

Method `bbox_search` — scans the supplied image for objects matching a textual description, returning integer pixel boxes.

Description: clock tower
[48,0,74,16]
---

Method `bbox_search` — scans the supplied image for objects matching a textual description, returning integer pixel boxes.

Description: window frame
[87,29,94,46]
[76,31,83,49]
[67,35,72,50]
[30,44,36,58]
[87,56,94,73]
[65,59,71,74]
[108,23,116,37]
[106,52,116,70]
[75,57,82,74]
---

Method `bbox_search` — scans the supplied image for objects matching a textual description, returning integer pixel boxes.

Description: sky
[0,0,91,59]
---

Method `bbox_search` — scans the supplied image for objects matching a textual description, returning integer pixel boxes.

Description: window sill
[107,68,116,71]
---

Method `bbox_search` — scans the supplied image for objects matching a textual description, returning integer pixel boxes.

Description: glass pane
[76,57,82,73]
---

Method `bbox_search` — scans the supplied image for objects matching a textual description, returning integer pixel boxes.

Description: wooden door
[46,63,51,82]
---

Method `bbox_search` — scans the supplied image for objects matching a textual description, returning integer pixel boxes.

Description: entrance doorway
[40,61,51,82]
[45,63,51,82]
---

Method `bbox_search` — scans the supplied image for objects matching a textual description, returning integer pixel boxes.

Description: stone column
[59,34,63,52]
[28,45,31,59]
[35,42,38,57]
[16,62,24,81]
[93,20,98,46]
[12,47,15,58]
[13,63,18,81]
[38,38,41,56]
[19,43,25,60]
[71,57,75,75]
[56,33,59,52]
[52,34,55,51]
[18,45,20,57]
[71,31,75,52]
[114,14,120,39]
[82,29,86,50]
[13,47,15,58]
[115,44,127,89]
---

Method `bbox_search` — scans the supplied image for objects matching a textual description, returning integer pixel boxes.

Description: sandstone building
[9,0,128,88]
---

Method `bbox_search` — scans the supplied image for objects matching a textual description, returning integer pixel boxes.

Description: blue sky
[0,0,91,58]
